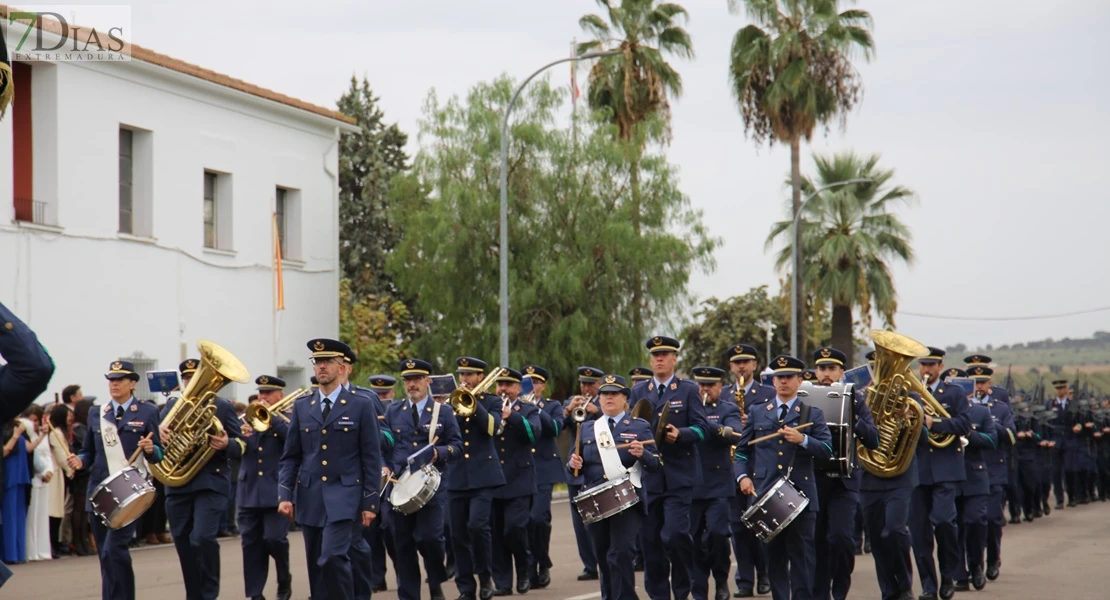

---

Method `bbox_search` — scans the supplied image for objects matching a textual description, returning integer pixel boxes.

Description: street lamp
[790,178,872,357]
[756,319,774,362]
[498,50,619,367]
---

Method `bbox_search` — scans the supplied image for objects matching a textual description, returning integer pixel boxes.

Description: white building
[0,18,358,403]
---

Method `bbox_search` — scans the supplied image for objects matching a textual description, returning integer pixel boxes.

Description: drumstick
[128,433,153,465]
[746,422,813,446]
[614,439,657,450]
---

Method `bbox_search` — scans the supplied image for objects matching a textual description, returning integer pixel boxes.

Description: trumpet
[243,387,308,432]
[566,394,594,421]
[734,375,746,406]
[449,368,505,418]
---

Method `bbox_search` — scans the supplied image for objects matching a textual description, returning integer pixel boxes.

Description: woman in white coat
[22,405,54,561]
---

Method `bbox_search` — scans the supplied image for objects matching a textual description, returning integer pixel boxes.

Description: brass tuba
[449,368,505,418]
[151,341,250,487]
[243,387,308,432]
[857,330,956,478]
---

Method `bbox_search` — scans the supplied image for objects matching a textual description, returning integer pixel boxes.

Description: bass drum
[798,381,856,478]
[741,476,809,543]
[90,466,156,529]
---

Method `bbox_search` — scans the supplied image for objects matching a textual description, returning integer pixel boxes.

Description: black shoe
[939,579,956,599]
[492,589,513,597]
[516,575,531,594]
[1056,502,1064,510]
[1024,515,1035,522]
[986,562,1000,581]
[855,546,863,555]
[447,563,457,580]
[715,585,730,600]
[480,580,495,600]
[864,540,872,553]
[972,567,986,590]
[756,580,771,595]
[536,567,551,589]
[373,583,388,593]
[456,595,476,600]
[733,588,753,598]
[276,581,292,600]
[918,594,938,600]
[953,580,969,592]
[576,570,599,581]
[430,583,446,600]
[899,593,915,600]
[250,596,265,600]
[1009,516,1021,524]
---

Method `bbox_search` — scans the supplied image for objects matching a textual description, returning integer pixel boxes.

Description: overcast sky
[58,0,1110,348]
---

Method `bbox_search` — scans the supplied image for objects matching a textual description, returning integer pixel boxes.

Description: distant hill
[945,332,1110,396]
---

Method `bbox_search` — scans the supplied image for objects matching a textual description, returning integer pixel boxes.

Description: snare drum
[573,475,640,524]
[90,466,156,529]
[799,381,857,477]
[741,476,809,542]
[390,466,441,515]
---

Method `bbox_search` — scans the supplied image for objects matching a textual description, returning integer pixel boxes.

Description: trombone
[243,387,308,432]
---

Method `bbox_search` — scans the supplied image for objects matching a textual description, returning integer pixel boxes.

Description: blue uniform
[567,414,661,600]
[238,411,292,599]
[382,397,462,600]
[910,381,971,596]
[347,384,386,600]
[631,376,709,600]
[79,398,164,600]
[279,386,382,600]
[955,400,996,584]
[491,399,541,592]
[446,393,504,596]
[814,389,880,600]
[723,380,774,593]
[0,302,55,422]
[161,395,243,600]
[566,394,602,577]
[734,395,833,600]
[691,398,742,600]
[983,398,1014,572]
[529,397,565,585]
[1045,397,1073,506]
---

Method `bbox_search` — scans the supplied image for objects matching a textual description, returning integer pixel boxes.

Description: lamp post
[499,50,618,367]
[756,319,774,361]
[790,178,872,357]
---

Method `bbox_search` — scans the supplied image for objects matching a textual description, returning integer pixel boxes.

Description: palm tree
[728,0,874,352]
[765,152,915,363]
[578,0,694,333]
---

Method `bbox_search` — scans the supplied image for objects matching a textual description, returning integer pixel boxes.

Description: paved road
[5,499,1109,599]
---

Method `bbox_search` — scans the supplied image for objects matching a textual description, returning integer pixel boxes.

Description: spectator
[61,385,84,409]
[68,399,95,556]
[23,405,53,561]
[48,403,74,557]
[2,418,32,563]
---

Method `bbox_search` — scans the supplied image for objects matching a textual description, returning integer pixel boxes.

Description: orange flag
[273,212,285,310]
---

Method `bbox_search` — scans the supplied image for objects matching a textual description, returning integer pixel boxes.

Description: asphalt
[4,498,1108,599]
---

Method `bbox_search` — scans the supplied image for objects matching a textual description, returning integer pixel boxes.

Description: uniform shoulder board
[678,378,698,388]
[622,419,630,425]
[631,416,651,426]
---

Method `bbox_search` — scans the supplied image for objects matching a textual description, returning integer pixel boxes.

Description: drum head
[390,470,425,505]
[107,490,156,529]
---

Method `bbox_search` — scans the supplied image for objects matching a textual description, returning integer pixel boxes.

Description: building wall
[0,59,347,403]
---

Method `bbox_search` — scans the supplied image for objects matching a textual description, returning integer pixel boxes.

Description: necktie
[608,417,616,433]
[778,403,788,423]
[322,398,332,421]
[412,402,420,428]
[657,384,665,401]
[115,406,124,422]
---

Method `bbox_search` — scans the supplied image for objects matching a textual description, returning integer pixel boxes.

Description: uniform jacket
[565,414,661,515]
[382,396,463,475]
[446,393,505,491]
[722,380,776,414]
[278,386,382,526]
[0,301,55,422]
[695,398,743,499]
[733,398,834,512]
[630,376,709,495]
[959,400,998,497]
[984,397,1015,486]
[493,398,541,499]
[161,395,243,495]
[533,397,566,486]
[915,381,972,485]
[238,415,289,508]
[78,398,164,510]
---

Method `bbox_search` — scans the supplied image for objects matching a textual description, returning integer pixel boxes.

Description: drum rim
[390,467,441,514]
[573,474,631,500]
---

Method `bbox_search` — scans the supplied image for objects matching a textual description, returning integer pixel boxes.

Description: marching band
[14,319,1104,600]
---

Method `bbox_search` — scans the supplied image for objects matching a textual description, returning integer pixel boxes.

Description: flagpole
[272,210,279,373]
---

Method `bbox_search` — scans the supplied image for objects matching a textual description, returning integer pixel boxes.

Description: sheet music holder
[429,374,457,399]
[146,370,181,394]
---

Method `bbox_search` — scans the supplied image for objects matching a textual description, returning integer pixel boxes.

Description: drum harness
[594,417,642,488]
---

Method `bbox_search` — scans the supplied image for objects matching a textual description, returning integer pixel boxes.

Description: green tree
[766,152,915,365]
[681,286,789,371]
[387,77,717,398]
[728,0,874,352]
[338,279,413,384]
[337,76,410,299]
[578,0,695,333]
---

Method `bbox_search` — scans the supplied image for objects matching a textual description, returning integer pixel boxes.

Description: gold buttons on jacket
[777,465,783,470]
[258,471,263,476]
[464,453,470,458]
[322,460,328,466]
[322,476,328,481]
[322,429,327,435]
[322,445,327,450]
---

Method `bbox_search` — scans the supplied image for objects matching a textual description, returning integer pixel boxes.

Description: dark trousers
[90,516,137,600]
[166,490,227,600]
[954,493,988,580]
[813,477,858,600]
[239,507,291,598]
[303,519,362,600]
[491,495,532,590]
[365,505,394,588]
[567,483,598,574]
[986,485,1006,567]
[588,508,643,600]
[730,493,766,589]
[1005,469,1022,520]
[853,504,864,550]
[529,483,554,579]
[642,491,696,600]
[910,482,959,595]
[1018,463,1039,518]
[450,487,495,594]
[766,511,816,600]
[690,497,731,600]
[349,527,374,600]
[861,487,913,600]
[393,492,448,600]
[1051,451,1067,504]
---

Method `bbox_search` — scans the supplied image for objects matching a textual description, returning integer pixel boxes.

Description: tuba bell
[243,387,309,432]
[151,341,250,487]
[449,368,505,418]
[856,330,957,478]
